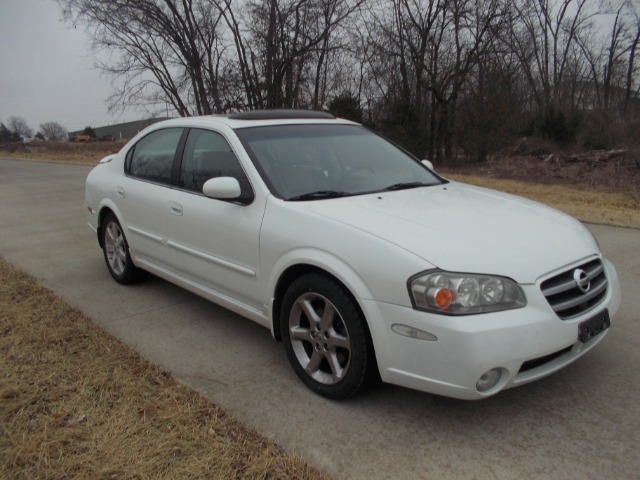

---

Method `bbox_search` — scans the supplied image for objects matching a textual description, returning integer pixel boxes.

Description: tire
[101,213,146,284]
[280,274,377,400]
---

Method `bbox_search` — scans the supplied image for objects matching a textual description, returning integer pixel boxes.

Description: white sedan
[85,110,621,400]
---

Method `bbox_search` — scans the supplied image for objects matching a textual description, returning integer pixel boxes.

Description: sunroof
[228,109,336,120]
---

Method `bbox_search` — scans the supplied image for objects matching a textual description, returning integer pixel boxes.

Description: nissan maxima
[85,110,621,400]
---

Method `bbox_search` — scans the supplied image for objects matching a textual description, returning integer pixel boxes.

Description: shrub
[534,108,579,143]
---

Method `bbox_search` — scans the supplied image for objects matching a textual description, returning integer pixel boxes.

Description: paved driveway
[1,158,638,479]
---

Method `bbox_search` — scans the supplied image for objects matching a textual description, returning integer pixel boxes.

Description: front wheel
[101,213,145,284]
[280,274,377,400]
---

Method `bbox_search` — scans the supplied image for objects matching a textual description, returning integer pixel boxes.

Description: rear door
[117,127,185,269]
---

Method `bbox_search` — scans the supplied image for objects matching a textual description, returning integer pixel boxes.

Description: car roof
[149,110,359,131]
[228,109,336,120]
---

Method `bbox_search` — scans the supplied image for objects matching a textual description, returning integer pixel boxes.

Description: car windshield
[235,124,443,200]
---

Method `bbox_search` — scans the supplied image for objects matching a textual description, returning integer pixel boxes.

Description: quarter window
[126,128,183,185]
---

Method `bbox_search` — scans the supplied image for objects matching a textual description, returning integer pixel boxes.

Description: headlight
[408,270,526,315]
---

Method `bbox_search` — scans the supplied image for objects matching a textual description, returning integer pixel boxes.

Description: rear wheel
[280,274,377,399]
[101,213,145,284]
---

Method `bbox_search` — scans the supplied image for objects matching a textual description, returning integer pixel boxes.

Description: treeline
[0,117,68,142]
[59,0,640,162]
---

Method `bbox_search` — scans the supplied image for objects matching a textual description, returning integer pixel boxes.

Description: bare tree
[53,0,640,157]
[577,1,633,110]
[363,0,507,159]
[218,0,365,109]
[1,123,17,142]
[624,0,640,111]
[7,116,32,138]
[602,4,630,108]
[39,122,68,141]
[58,0,227,116]
[508,0,595,112]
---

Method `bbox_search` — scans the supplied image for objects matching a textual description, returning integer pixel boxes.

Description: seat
[187,150,244,192]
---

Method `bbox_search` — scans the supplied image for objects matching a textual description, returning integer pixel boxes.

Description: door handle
[116,186,125,198]
[169,201,183,216]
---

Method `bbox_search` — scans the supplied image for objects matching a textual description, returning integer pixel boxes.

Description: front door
[166,128,266,313]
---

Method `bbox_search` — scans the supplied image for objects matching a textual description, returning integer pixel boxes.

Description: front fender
[267,247,376,306]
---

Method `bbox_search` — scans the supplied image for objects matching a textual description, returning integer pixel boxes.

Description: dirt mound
[446,146,640,200]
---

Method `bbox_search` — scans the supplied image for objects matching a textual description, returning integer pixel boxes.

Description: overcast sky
[0,0,139,133]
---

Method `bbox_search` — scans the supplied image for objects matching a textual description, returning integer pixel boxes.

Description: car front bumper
[361,259,621,400]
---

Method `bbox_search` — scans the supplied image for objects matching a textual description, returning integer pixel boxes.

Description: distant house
[69,118,171,141]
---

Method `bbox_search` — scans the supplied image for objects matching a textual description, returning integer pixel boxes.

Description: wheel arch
[96,205,117,248]
[95,196,127,248]
[271,262,374,351]
[273,263,382,396]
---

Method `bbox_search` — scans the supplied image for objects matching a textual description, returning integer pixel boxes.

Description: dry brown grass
[0,259,330,480]
[0,141,126,166]
[438,147,640,229]
[445,173,640,229]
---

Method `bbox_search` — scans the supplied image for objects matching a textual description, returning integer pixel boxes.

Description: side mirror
[202,177,242,200]
[421,159,434,170]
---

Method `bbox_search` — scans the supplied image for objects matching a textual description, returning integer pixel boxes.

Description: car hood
[302,182,598,284]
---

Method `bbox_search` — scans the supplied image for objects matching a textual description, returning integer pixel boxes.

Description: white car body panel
[295,182,598,285]
[165,187,265,311]
[117,177,172,270]
[85,115,621,400]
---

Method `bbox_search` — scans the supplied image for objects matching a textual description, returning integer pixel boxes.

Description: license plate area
[578,309,610,343]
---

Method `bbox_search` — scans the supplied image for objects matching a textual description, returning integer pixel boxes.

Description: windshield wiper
[287,190,353,201]
[384,182,433,191]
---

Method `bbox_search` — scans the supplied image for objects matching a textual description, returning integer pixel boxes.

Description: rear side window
[125,128,183,185]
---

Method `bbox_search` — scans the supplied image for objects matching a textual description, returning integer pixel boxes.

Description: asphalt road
[1,158,638,480]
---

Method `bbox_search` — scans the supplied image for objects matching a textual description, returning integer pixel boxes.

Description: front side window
[126,128,183,185]
[179,129,247,194]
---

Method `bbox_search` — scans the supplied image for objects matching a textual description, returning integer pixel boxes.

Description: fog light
[476,368,502,392]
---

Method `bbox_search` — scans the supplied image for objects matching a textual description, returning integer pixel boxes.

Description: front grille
[541,259,608,319]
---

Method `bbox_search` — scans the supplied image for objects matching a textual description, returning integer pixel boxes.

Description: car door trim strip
[126,224,164,243]
[166,240,257,277]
